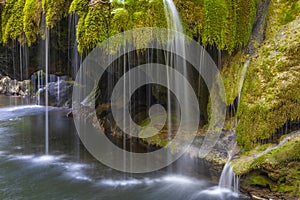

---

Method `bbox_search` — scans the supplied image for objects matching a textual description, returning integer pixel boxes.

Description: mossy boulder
[231,133,300,199]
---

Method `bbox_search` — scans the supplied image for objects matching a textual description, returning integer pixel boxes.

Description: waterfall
[237,60,250,112]
[163,0,182,32]
[218,158,239,193]
[57,76,60,101]
[19,45,23,81]
[45,28,50,155]
[218,60,250,192]
[68,14,80,79]
[163,1,190,123]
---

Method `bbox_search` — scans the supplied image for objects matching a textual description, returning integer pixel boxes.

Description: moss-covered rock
[236,16,300,150]
[231,133,300,198]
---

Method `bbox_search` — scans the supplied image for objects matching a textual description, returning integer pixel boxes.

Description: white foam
[162,175,195,184]
[32,155,62,163]
[197,186,239,197]
[100,179,143,187]
[9,155,35,160]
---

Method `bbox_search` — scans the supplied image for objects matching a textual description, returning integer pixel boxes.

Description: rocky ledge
[0,74,30,96]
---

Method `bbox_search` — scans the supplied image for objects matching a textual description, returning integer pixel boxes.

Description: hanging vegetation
[23,0,42,46]
[0,0,258,53]
[2,0,25,44]
[42,0,70,28]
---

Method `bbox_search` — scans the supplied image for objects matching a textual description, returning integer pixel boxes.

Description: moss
[246,171,276,189]
[201,0,257,54]
[232,134,300,173]
[138,113,181,147]
[42,0,70,29]
[2,0,25,44]
[23,0,42,46]
[69,0,89,16]
[221,52,249,105]
[175,0,204,40]
[232,134,300,196]
[236,14,300,150]
[71,0,168,53]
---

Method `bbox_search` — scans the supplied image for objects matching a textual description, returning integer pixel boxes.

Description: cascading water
[57,76,60,101]
[218,60,251,192]
[163,0,191,148]
[163,0,186,172]
[237,60,250,111]
[45,28,50,155]
[68,14,81,79]
[218,156,239,193]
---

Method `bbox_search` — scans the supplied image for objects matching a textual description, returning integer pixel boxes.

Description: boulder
[37,79,73,107]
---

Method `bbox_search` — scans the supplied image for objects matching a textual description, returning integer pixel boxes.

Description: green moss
[42,0,70,29]
[175,0,204,40]
[232,134,300,174]
[2,0,25,44]
[72,0,167,53]
[236,14,300,150]
[232,134,300,196]
[69,0,89,16]
[23,0,42,46]
[221,52,249,105]
[202,0,257,54]
[246,171,276,188]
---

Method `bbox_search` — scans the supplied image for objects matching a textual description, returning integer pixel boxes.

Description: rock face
[37,79,73,107]
[0,75,31,96]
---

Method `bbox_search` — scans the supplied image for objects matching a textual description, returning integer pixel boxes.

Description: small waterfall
[237,60,250,110]
[57,76,60,101]
[163,0,182,32]
[218,60,250,192]
[19,45,23,81]
[218,158,239,193]
[68,14,80,79]
[45,27,50,155]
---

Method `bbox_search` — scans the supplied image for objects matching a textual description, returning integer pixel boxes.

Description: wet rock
[37,79,73,107]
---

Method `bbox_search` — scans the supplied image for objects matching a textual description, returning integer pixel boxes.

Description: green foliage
[278,0,300,25]
[42,0,70,28]
[69,0,89,16]
[175,0,203,40]
[2,0,25,44]
[74,1,112,53]
[201,0,257,54]
[72,0,167,53]
[23,0,42,46]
